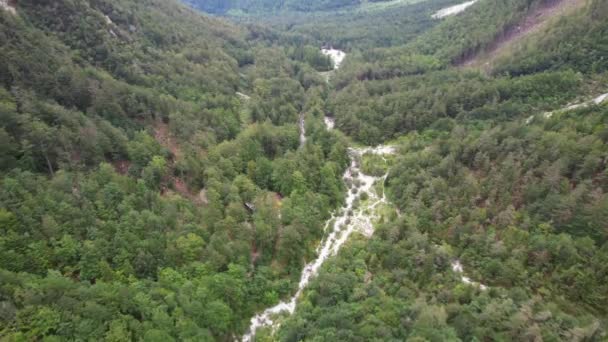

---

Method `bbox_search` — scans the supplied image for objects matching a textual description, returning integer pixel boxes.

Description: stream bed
[242,144,395,341]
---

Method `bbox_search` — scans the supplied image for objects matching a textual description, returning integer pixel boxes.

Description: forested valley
[184,0,400,15]
[1,0,607,341]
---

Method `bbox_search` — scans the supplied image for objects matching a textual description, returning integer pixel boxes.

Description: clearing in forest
[459,0,587,69]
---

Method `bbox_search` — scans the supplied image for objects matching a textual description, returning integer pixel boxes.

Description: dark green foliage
[330,69,582,145]
[305,0,608,145]
[1,0,608,340]
[0,0,349,340]
[186,0,373,14]
[493,1,608,75]
[410,0,546,63]
[235,0,607,339]
[278,107,608,341]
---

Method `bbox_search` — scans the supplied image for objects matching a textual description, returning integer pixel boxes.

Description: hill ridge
[458,0,587,68]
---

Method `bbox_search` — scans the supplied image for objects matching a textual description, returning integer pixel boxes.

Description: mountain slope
[0,0,352,340]
[322,0,607,144]
[184,0,391,14]
[1,0,607,340]
[459,0,587,68]
[262,0,608,340]
[493,0,608,75]
[274,93,608,342]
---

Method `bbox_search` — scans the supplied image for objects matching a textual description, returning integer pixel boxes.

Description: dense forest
[322,0,608,144]
[266,0,608,340]
[1,0,607,340]
[272,103,608,341]
[0,0,349,339]
[184,0,396,14]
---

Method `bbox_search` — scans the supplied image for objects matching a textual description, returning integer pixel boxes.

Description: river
[243,48,373,341]
[299,48,344,147]
[242,143,395,341]
[299,112,307,147]
[321,48,346,70]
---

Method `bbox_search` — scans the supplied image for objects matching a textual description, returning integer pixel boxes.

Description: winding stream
[299,48,344,147]
[451,260,487,290]
[324,117,335,130]
[242,142,395,341]
[243,47,381,341]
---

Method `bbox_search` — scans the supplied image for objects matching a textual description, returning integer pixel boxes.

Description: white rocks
[593,93,608,105]
[566,92,608,109]
[0,0,16,15]
[564,103,585,111]
[451,260,464,273]
[242,146,396,342]
[321,48,347,70]
[432,0,479,19]
[324,117,335,130]
[236,92,251,100]
[540,92,608,119]
[357,145,397,155]
[319,48,346,83]
[299,113,307,147]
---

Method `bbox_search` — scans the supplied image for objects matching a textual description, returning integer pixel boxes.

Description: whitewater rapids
[321,48,346,70]
[432,0,478,19]
[242,145,395,341]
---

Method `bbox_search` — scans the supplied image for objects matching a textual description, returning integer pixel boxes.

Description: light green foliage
[1,0,607,340]
[142,155,168,188]
[0,0,350,340]
[360,152,392,177]
[176,233,206,263]
[331,69,583,145]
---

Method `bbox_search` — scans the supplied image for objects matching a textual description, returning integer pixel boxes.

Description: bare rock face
[242,145,396,342]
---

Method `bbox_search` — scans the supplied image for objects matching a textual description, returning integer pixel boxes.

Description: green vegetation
[321,0,608,145]
[1,0,608,340]
[278,100,608,342]
[493,0,608,75]
[0,0,349,340]
[331,69,583,144]
[263,0,608,340]
[218,0,459,50]
[360,152,393,177]
[185,0,396,14]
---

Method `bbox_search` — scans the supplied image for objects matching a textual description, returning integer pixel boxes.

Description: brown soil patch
[459,0,587,69]
[173,177,190,196]
[154,121,181,159]
[153,122,204,203]
[251,240,261,268]
[112,160,131,175]
[161,177,201,203]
